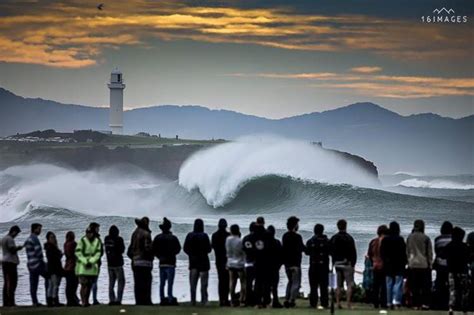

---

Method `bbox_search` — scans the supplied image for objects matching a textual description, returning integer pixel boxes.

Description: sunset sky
[0,0,473,118]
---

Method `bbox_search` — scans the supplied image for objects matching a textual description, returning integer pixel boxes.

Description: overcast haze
[0,0,473,118]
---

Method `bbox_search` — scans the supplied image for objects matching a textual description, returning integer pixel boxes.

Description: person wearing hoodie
[44,231,63,307]
[183,218,212,306]
[282,216,305,308]
[306,223,330,309]
[226,224,246,306]
[445,227,470,314]
[367,225,389,309]
[406,219,433,310]
[127,217,154,306]
[152,217,181,306]
[433,221,453,310]
[242,222,257,306]
[380,221,407,310]
[63,231,79,306]
[211,218,231,306]
[76,227,103,307]
[266,225,283,308]
[253,221,271,308]
[104,225,125,305]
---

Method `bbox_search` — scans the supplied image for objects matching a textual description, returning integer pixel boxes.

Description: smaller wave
[398,178,474,190]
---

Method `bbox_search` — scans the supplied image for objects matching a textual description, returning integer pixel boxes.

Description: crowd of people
[1,216,473,314]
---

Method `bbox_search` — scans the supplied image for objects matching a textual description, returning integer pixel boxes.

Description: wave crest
[398,178,474,190]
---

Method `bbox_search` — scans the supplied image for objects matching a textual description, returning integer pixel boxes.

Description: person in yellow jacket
[75,227,103,307]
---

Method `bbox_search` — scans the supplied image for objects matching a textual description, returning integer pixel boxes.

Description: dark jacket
[242,232,256,265]
[183,220,212,271]
[152,231,181,267]
[445,240,469,274]
[380,234,407,276]
[434,234,451,270]
[45,242,63,275]
[63,240,77,272]
[105,235,125,268]
[330,231,357,267]
[306,234,330,270]
[267,235,283,271]
[127,219,153,268]
[212,228,230,268]
[282,231,305,267]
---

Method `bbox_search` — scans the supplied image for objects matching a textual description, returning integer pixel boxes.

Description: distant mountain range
[1,87,472,174]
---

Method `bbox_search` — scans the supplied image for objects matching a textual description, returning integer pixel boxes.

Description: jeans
[2,262,18,307]
[47,274,61,299]
[28,265,49,305]
[189,269,209,305]
[132,266,153,305]
[308,264,329,308]
[386,275,403,306]
[159,266,176,302]
[64,270,79,306]
[229,268,246,305]
[108,267,125,304]
[285,266,301,303]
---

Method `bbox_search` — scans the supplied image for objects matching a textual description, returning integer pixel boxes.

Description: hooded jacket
[127,218,154,268]
[75,235,102,276]
[406,230,433,269]
[380,234,407,276]
[153,230,181,267]
[211,227,230,268]
[183,219,212,271]
[104,226,125,268]
[306,234,330,269]
[45,242,63,276]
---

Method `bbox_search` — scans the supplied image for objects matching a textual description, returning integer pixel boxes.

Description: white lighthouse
[108,68,126,134]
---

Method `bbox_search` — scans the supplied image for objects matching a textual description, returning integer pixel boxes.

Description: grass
[0,304,450,315]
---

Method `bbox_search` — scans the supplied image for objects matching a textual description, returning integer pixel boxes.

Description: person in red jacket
[63,231,79,306]
[368,225,389,309]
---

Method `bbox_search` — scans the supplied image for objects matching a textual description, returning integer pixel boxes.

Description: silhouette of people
[104,225,125,305]
[76,227,103,307]
[242,222,257,306]
[127,217,153,305]
[368,225,388,309]
[253,219,271,308]
[330,219,357,309]
[306,223,330,309]
[45,231,64,306]
[64,231,79,306]
[24,223,48,306]
[212,218,230,306]
[184,218,212,306]
[380,221,406,309]
[266,225,283,308]
[153,217,181,306]
[226,224,246,306]
[282,216,305,308]
[1,225,22,307]
[433,221,453,310]
[406,219,433,310]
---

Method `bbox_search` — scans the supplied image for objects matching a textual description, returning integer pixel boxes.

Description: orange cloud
[351,66,382,74]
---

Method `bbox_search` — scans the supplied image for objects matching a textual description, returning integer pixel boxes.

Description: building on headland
[108,68,126,135]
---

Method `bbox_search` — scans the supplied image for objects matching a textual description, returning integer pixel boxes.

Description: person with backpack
[282,216,305,308]
[75,227,103,307]
[44,231,64,307]
[104,225,125,305]
[368,225,389,309]
[1,225,22,307]
[406,219,433,310]
[306,223,330,309]
[127,217,154,306]
[64,231,79,306]
[380,221,407,310]
[152,217,181,306]
[24,223,48,307]
[183,218,212,306]
[226,224,246,306]
[330,219,357,310]
[211,218,231,306]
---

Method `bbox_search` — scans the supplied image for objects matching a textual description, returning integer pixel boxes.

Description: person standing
[104,225,125,305]
[445,227,470,314]
[306,223,330,309]
[406,219,433,310]
[88,222,103,305]
[330,219,357,310]
[380,221,407,309]
[211,218,231,306]
[433,221,453,310]
[1,225,22,307]
[64,231,79,306]
[253,222,271,308]
[152,217,181,306]
[76,227,103,307]
[226,224,246,307]
[24,223,48,307]
[183,218,212,306]
[368,225,389,309]
[127,217,154,306]
[282,216,305,308]
[44,231,64,307]
[267,225,283,308]
[242,222,257,306]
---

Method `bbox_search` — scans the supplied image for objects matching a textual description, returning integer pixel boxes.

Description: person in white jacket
[226,224,246,306]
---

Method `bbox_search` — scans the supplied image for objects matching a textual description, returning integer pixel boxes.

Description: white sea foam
[398,178,474,190]
[178,135,379,207]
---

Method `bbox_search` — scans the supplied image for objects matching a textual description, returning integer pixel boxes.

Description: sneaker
[317,305,325,310]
